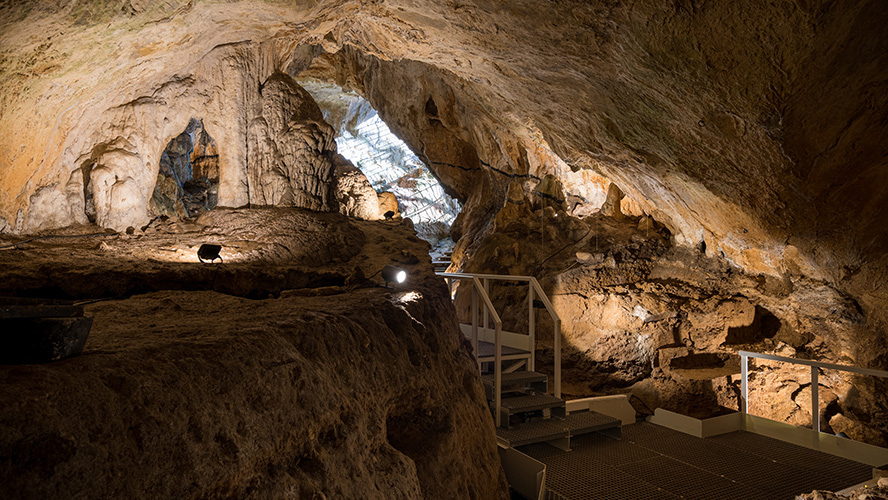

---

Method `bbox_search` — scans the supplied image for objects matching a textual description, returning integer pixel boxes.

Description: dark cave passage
[149,118,219,220]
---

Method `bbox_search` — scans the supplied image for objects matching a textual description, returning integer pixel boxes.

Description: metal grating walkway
[497,412,622,448]
[501,394,566,413]
[498,418,569,447]
[519,423,873,500]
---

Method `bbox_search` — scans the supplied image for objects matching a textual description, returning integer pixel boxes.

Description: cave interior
[1,1,888,499]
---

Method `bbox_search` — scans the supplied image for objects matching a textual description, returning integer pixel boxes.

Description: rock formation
[149,118,220,219]
[246,72,338,210]
[333,154,381,220]
[0,209,509,500]
[1,0,887,465]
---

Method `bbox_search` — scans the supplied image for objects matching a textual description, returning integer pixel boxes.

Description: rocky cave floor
[0,207,509,500]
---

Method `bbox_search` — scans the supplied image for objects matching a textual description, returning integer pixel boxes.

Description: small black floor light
[197,244,223,263]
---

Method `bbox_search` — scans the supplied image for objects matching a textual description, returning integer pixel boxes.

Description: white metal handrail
[472,277,503,428]
[739,350,888,433]
[438,272,562,427]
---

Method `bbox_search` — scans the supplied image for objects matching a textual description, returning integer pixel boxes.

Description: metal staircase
[486,368,621,448]
[431,250,452,273]
[438,271,623,500]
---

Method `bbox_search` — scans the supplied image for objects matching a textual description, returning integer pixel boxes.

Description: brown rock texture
[455,197,888,443]
[333,154,381,220]
[0,209,508,500]
[1,0,888,450]
[246,72,338,210]
[0,0,884,279]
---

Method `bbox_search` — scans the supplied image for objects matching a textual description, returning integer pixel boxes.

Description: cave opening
[148,118,219,220]
[299,79,462,252]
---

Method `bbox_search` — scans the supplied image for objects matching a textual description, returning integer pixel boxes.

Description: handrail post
[495,320,502,428]
[483,278,490,331]
[741,353,748,415]
[554,318,561,398]
[811,366,820,433]
[528,283,535,372]
[471,283,479,371]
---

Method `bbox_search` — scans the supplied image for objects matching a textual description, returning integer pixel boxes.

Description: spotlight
[381,265,407,287]
[197,243,223,263]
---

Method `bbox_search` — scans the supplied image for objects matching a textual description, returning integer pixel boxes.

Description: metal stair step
[476,340,530,361]
[496,418,569,447]
[482,370,548,388]
[564,411,622,435]
[500,393,565,414]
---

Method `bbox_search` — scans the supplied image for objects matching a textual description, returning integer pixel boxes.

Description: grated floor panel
[710,430,874,478]
[569,433,659,465]
[564,411,621,434]
[497,418,568,447]
[541,452,681,500]
[518,422,872,500]
[500,393,565,413]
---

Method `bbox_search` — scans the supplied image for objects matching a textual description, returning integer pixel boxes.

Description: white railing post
[483,278,490,331]
[471,283,479,370]
[472,277,503,427]
[812,366,820,433]
[495,317,502,428]
[736,350,888,437]
[740,353,748,414]
[554,318,561,398]
[528,283,535,372]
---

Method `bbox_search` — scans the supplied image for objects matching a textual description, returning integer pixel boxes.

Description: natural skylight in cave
[298,79,461,233]
[335,111,461,225]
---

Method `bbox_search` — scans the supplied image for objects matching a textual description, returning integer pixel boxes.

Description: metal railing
[739,350,888,433]
[438,272,562,427]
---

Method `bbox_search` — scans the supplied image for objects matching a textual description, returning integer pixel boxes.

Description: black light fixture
[381,265,407,287]
[197,243,223,263]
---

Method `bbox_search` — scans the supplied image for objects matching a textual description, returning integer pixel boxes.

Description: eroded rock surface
[333,155,381,220]
[0,208,508,500]
[2,0,888,450]
[455,189,888,444]
[247,72,338,210]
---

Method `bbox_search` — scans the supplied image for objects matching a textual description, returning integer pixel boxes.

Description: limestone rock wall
[0,290,506,500]
[2,0,886,279]
[2,0,888,446]
[246,72,338,210]
[333,154,381,220]
[0,209,509,500]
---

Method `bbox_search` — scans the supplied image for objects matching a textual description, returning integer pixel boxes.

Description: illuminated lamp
[381,265,407,287]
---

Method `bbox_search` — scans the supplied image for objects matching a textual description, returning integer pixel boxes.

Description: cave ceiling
[1,0,887,286]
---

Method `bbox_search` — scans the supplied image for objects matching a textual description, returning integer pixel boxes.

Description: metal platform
[519,422,873,500]
[564,411,621,437]
[501,394,566,414]
[498,418,569,448]
[497,411,623,448]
